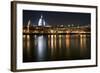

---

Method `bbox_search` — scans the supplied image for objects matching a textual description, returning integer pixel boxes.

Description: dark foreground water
[23,34,91,62]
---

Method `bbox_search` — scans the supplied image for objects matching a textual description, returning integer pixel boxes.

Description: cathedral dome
[38,14,45,26]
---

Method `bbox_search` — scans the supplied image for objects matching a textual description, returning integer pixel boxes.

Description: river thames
[23,34,91,62]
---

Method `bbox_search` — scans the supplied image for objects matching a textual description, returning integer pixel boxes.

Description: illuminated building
[23,14,90,34]
[38,14,46,26]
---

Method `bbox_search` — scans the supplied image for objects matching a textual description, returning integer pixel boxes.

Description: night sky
[23,10,91,26]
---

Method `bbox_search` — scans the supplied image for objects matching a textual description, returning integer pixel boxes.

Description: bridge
[24,15,90,35]
[23,26,90,35]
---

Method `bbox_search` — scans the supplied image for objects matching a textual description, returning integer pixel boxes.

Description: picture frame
[11,1,98,72]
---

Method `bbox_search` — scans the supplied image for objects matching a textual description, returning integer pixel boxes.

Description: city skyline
[23,10,91,26]
[23,10,91,63]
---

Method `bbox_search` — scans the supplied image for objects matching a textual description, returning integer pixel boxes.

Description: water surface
[23,34,91,62]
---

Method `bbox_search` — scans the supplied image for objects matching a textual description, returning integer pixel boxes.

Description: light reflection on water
[23,34,91,62]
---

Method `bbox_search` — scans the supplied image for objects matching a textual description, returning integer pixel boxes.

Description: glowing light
[23,29,26,33]
[26,35,30,52]
[54,35,57,49]
[59,35,62,48]
[51,35,54,56]
[80,34,86,57]
[50,30,54,33]
[66,35,70,48]
[28,20,31,27]
[38,14,46,26]
[38,36,44,52]
[51,35,54,49]
[23,35,26,38]
[66,35,70,57]
[37,35,46,60]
